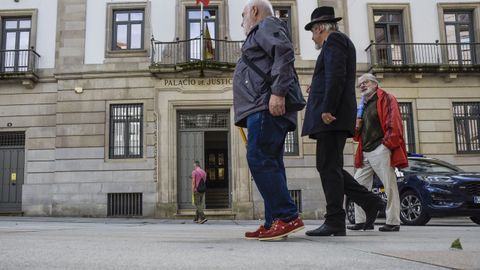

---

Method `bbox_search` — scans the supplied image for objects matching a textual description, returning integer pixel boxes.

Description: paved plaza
[0,217,479,270]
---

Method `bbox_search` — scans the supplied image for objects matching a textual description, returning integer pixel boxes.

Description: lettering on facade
[163,78,233,87]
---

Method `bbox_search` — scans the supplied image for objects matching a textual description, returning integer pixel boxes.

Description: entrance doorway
[0,132,25,213]
[204,131,229,208]
[177,111,230,210]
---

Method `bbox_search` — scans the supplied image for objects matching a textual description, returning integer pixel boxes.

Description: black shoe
[379,224,400,232]
[363,199,384,230]
[198,218,208,224]
[305,224,346,236]
[347,223,374,231]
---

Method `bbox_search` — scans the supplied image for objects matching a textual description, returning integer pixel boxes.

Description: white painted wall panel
[297,0,320,61]
[84,0,106,64]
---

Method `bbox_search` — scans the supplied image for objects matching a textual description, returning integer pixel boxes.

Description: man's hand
[321,112,336,125]
[306,85,311,94]
[269,94,286,116]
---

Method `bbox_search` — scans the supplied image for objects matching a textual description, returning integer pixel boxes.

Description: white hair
[246,0,274,16]
[313,22,338,33]
[358,73,379,85]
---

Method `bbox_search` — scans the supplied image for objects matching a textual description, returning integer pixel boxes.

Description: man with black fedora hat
[302,6,384,236]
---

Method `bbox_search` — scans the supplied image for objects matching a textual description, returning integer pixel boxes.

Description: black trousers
[316,131,379,227]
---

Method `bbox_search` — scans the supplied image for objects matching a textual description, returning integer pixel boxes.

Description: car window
[403,160,457,173]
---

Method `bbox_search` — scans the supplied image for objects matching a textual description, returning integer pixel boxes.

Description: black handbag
[196,178,206,193]
[242,54,306,112]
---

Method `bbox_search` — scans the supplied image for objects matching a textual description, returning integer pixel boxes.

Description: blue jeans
[246,111,298,229]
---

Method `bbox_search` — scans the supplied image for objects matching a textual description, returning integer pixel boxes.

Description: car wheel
[470,216,480,225]
[345,197,355,224]
[400,190,431,226]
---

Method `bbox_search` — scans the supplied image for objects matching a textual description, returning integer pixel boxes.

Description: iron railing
[150,37,242,67]
[0,48,40,76]
[365,42,480,72]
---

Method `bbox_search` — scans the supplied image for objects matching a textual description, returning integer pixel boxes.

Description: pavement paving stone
[0,217,479,270]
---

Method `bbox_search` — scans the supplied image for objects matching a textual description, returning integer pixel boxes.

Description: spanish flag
[196,0,210,6]
[204,23,215,60]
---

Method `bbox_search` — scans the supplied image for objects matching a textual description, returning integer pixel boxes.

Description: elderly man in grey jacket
[233,0,304,241]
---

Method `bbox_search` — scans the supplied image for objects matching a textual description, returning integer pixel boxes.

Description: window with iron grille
[107,193,143,217]
[399,102,416,153]
[289,190,302,213]
[109,104,143,159]
[178,111,229,130]
[284,130,299,156]
[0,132,25,147]
[112,10,144,50]
[453,102,480,153]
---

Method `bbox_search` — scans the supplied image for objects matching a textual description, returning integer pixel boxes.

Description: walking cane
[239,127,248,146]
[239,128,255,183]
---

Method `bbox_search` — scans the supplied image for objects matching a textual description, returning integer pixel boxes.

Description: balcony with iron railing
[0,48,40,85]
[365,41,480,73]
[149,37,243,75]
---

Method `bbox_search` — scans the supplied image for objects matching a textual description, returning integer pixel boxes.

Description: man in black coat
[302,6,384,236]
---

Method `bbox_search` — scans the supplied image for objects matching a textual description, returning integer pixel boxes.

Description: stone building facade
[0,0,479,219]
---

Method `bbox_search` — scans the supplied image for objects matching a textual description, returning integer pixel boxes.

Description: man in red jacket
[350,73,408,232]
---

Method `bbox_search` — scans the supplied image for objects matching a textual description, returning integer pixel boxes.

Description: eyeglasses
[358,80,370,87]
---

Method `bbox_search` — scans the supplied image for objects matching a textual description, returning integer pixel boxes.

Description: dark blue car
[346,154,480,225]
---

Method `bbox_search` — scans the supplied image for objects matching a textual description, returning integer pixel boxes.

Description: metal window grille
[399,102,416,153]
[109,104,143,159]
[289,190,302,213]
[284,130,299,156]
[107,193,143,217]
[453,102,480,154]
[178,111,229,130]
[0,132,25,148]
[112,10,145,50]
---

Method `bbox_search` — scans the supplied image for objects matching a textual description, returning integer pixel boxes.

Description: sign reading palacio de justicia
[163,78,233,87]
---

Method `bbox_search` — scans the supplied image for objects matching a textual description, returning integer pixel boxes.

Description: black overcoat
[301,31,357,138]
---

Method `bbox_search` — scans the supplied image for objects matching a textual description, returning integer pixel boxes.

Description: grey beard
[361,87,376,96]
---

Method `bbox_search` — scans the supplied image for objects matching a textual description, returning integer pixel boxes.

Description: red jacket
[354,88,408,169]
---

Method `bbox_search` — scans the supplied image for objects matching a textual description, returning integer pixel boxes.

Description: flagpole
[200,2,204,61]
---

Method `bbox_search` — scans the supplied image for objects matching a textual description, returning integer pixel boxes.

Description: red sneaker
[258,217,304,241]
[245,225,268,240]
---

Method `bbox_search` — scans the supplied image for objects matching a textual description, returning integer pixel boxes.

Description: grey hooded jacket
[233,16,297,129]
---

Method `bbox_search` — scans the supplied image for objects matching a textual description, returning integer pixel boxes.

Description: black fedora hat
[304,6,342,31]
